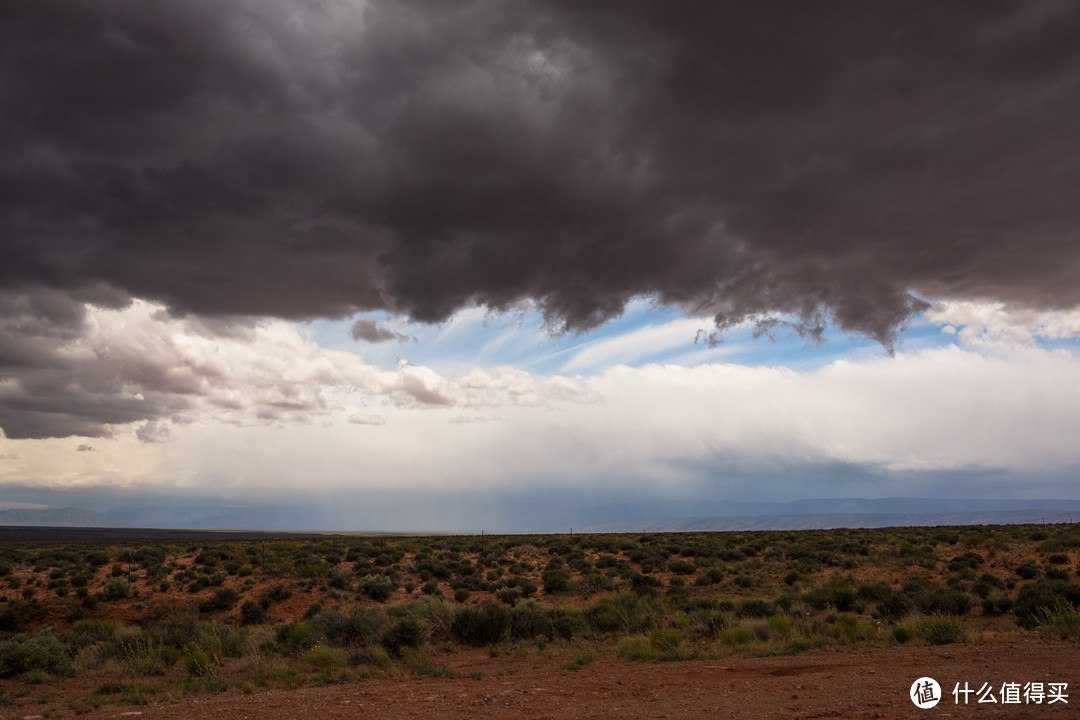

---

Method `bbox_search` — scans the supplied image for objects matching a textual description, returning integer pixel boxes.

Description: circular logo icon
[911,677,941,709]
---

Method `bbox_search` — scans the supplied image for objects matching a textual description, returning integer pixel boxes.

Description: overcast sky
[2,2,1079,530]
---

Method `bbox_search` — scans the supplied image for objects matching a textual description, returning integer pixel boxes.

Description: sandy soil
[35,641,1078,720]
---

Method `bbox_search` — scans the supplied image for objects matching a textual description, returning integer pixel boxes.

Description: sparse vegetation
[0,522,1076,710]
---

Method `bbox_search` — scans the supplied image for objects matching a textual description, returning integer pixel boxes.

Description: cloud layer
[4,1,1080,350]
[0,298,596,439]
[4,342,1079,505]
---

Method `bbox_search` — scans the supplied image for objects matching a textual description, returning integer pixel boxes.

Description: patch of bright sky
[307,298,987,377]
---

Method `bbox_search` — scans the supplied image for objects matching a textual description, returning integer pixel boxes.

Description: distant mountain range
[1,497,1078,533]
[564,498,1080,532]
[579,509,1080,533]
[0,505,293,530]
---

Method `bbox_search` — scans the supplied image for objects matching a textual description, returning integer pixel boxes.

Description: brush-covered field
[0,523,1078,716]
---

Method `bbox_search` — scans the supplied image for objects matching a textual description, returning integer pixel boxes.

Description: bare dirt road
[52,641,1077,720]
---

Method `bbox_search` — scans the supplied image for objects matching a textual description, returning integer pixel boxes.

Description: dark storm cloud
[2,3,1080,397]
[135,421,171,444]
[0,293,193,439]
[350,318,412,344]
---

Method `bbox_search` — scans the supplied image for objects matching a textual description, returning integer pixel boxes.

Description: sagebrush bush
[453,603,511,645]
[276,623,320,655]
[101,577,131,601]
[804,580,859,612]
[304,644,345,670]
[1031,599,1080,640]
[0,633,73,678]
[649,627,682,653]
[721,626,752,645]
[617,635,654,660]
[197,588,239,613]
[314,608,385,646]
[766,614,792,638]
[892,625,915,643]
[1014,580,1080,630]
[359,574,395,601]
[381,617,426,656]
[915,588,973,616]
[831,613,873,644]
[918,613,965,645]
[183,650,211,677]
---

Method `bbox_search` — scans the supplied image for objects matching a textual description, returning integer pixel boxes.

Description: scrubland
[0,523,1077,711]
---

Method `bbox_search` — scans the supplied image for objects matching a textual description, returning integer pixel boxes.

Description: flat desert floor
[33,641,1078,720]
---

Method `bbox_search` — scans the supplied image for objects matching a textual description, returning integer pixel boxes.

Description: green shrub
[382,617,426,656]
[737,599,774,618]
[1014,580,1080,630]
[541,568,571,593]
[304,645,346,670]
[453,604,511,645]
[315,608,385,646]
[515,578,538,596]
[1016,562,1041,580]
[892,626,915,643]
[64,618,116,648]
[721,626,752,645]
[916,588,973,616]
[649,627,682,652]
[359,574,395,602]
[766,615,792,638]
[183,650,212,677]
[918,614,965,645]
[101,577,131,601]
[0,607,19,632]
[276,623,321,654]
[327,570,351,591]
[831,613,873,643]
[240,600,266,624]
[197,588,239,613]
[266,583,292,603]
[804,580,858,612]
[668,560,695,575]
[494,586,522,605]
[1032,599,1080,639]
[110,627,180,676]
[0,633,73,678]
[617,635,655,660]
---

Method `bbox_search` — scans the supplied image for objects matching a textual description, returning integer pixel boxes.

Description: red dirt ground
[25,640,1080,720]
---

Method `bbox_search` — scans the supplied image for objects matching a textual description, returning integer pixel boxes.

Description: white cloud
[559,317,718,372]
[925,300,1080,346]
[0,299,600,439]
[3,300,1079,503]
[348,413,386,426]
[448,415,500,424]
